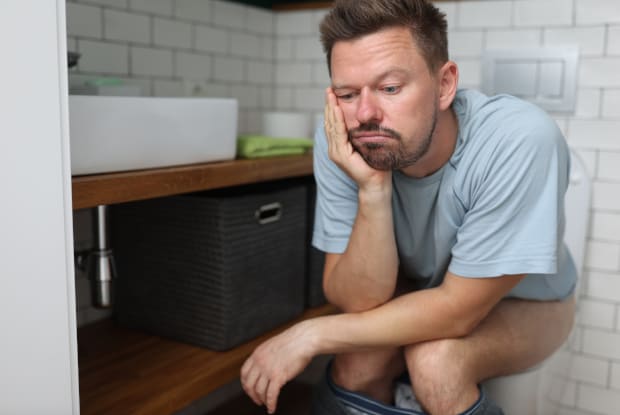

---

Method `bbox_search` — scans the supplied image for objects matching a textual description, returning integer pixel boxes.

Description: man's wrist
[358,183,392,206]
[299,317,327,357]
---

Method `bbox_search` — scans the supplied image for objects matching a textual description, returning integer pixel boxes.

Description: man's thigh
[406,296,576,384]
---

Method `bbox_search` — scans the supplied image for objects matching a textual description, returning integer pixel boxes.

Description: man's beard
[348,111,437,171]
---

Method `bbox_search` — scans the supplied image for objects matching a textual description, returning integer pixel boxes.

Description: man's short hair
[319,0,449,75]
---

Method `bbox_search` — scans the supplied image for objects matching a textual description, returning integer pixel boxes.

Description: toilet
[483,150,592,414]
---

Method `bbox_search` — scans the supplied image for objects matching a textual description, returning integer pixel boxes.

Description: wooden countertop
[78,304,337,415]
[72,154,314,210]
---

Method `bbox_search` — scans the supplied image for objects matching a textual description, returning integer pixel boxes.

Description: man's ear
[437,61,459,111]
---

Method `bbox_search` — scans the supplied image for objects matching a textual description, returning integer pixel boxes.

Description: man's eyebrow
[332,67,410,90]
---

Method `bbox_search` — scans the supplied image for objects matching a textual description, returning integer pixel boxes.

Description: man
[240,1,576,414]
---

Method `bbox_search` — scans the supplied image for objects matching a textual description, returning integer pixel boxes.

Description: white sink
[69,95,238,175]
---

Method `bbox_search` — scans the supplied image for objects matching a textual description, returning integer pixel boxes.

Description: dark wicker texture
[111,182,307,351]
[306,180,327,307]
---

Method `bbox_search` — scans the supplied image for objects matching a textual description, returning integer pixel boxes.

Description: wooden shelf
[72,154,314,210]
[78,304,337,415]
[74,154,322,414]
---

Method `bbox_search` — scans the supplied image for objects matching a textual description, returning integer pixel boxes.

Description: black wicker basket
[111,181,307,351]
[306,180,327,307]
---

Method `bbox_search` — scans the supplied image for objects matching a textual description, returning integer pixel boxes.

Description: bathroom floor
[208,380,314,415]
[197,356,329,415]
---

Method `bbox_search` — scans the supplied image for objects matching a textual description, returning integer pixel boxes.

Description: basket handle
[255,202,282,225]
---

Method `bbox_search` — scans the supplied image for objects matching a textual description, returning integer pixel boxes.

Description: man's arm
[241,271,524,413]
[321,188,398,312]
[320,88,399,312]
[311,272,525,351]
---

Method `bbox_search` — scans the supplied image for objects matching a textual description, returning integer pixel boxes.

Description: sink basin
[69,96,238,175]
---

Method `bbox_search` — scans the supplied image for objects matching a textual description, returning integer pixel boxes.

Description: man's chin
[358,152,398,171]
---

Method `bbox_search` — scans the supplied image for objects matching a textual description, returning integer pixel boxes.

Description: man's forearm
[309,273,524,356]
[324,185,399,312]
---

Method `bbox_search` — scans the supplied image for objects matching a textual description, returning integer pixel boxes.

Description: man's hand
[240,321,316,414]
[324,88,391,191]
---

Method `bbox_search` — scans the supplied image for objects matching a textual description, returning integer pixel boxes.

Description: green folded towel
[237,135,314,159]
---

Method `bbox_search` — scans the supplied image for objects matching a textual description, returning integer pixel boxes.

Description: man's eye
[383,86,400,94]
[337,93,355,101]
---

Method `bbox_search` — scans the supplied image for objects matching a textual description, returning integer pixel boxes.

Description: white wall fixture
[481,46,579,113]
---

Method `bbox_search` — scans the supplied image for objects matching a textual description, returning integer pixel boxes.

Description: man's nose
[356,89,382,124]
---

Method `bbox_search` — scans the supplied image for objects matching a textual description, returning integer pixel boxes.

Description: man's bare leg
[331,347,406,403]
[329,276,418,404]
[403,297,575,415]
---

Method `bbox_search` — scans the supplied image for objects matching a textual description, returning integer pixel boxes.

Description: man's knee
[404,339,479,414]
[405,338,470,384]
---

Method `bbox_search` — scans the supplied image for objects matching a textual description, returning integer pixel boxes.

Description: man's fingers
[324,87,348,156]
[324,88,336,137]
[240,361,262,406]
[256,374,270,406]
[332,102,347,138]
[265,379,283,414]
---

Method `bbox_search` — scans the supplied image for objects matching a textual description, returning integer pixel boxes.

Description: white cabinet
[0,1,79,413]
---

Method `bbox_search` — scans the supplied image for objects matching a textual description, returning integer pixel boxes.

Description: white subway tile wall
[213,0,249,31]
[577,385,620,414]
[230,32,261,58]
[612,363,620,391]
[574,88,602,119]
[448,31,484,58]
[576,0,620,26]
[129,0,173,17]
[78,39,129,74]
[588,271,620,302]
[84,0,128,8]
[276,10,316,35]
[131,46,174,77]
[246,7,274,35]
[579,58,620,88]
[104,9,150,43]
[568,120,620,150]
[153,18,193,49]
[458,1,513,28]
[175,52,212,79]
[544,27,606,57]
[67,3,103,38]
[68,0,276,133]
[68,1,620,413]
[569,354,609,386]
[609,25,620,55]
[174,0,211,24]
[602,89,620,118]
[579,299,616,330]
[194,26,229,54]
[591,212,620,242]
[485,28,542,49]
[556,380,578,408]
[514,0,573,27]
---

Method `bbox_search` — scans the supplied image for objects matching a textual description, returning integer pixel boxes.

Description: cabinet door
[0,1,79,414]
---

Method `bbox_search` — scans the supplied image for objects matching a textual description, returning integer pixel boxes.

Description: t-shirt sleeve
[311,125,359,254]
[448,111,570,278]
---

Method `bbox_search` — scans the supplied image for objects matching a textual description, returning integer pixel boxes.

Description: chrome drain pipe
[89,205,116,308]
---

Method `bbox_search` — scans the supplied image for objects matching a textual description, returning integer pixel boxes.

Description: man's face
[330,26,440,171]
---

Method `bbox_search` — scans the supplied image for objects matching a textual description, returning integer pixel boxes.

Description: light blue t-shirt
[312,89,576,301]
